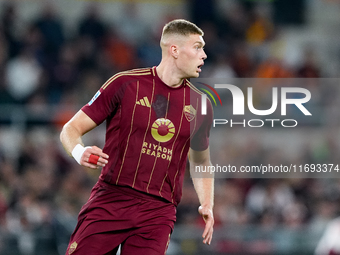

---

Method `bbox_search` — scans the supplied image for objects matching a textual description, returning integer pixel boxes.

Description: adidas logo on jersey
[136,97,151,107]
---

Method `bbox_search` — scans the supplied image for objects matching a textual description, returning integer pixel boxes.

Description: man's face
[176,34,207,78]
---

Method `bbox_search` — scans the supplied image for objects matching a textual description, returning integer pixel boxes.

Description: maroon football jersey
[82,67,213,205]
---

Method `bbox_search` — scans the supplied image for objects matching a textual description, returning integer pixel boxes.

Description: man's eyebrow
[194,41,205,46]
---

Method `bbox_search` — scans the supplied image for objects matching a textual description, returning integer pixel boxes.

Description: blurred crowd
[0,0,339,254]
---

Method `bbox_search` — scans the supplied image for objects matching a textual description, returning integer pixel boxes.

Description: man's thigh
[66,230,126,255]
[66,182,175,255]
[121,224,172,255]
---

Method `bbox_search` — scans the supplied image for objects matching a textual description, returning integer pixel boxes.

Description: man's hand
[198,205,214,245]
[77,145,109,169]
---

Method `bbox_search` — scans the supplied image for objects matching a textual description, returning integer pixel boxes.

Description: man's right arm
[60,110,109,169]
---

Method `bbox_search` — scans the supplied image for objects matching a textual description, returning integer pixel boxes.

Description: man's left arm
[189,147,214,245]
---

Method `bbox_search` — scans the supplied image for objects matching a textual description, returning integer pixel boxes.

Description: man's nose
[202,50,207,60]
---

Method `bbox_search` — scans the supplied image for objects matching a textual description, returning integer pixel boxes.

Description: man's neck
[156,62,184,88]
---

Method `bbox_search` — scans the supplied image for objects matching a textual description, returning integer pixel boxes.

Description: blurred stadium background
[0,0,340,254]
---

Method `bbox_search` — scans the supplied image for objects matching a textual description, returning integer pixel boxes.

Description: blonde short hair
[160,19,203,45]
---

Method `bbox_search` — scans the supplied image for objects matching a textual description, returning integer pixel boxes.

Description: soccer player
[60,19,214,255]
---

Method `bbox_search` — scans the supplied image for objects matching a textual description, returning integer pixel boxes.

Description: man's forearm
[59,111,109,169]
[60,122,84,157]
[193,177,214,208]
[190,160,215,245]
[190,163,214,209]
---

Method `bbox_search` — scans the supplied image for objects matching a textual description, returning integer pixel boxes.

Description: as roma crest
[184,105,196,122]
[68,242,78,254]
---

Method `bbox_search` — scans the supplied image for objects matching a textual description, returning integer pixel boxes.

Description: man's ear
[170,45,179,59]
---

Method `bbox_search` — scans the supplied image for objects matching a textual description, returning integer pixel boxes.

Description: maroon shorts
[66,180,176,255]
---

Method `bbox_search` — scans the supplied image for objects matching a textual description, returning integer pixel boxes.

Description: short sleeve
[81,75,125,125]
[190,98,213,151]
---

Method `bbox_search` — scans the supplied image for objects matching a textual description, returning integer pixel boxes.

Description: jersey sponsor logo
[88,90,101,106]
[184,105,196,122]
[136,96,151,107]
[68,241,78,254]
[141,142,172,161]
[151,118,175,143]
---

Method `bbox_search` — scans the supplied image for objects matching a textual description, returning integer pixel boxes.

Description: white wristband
[71,144,90,165]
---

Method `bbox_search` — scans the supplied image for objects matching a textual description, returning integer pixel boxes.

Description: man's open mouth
[197,63,204,72]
